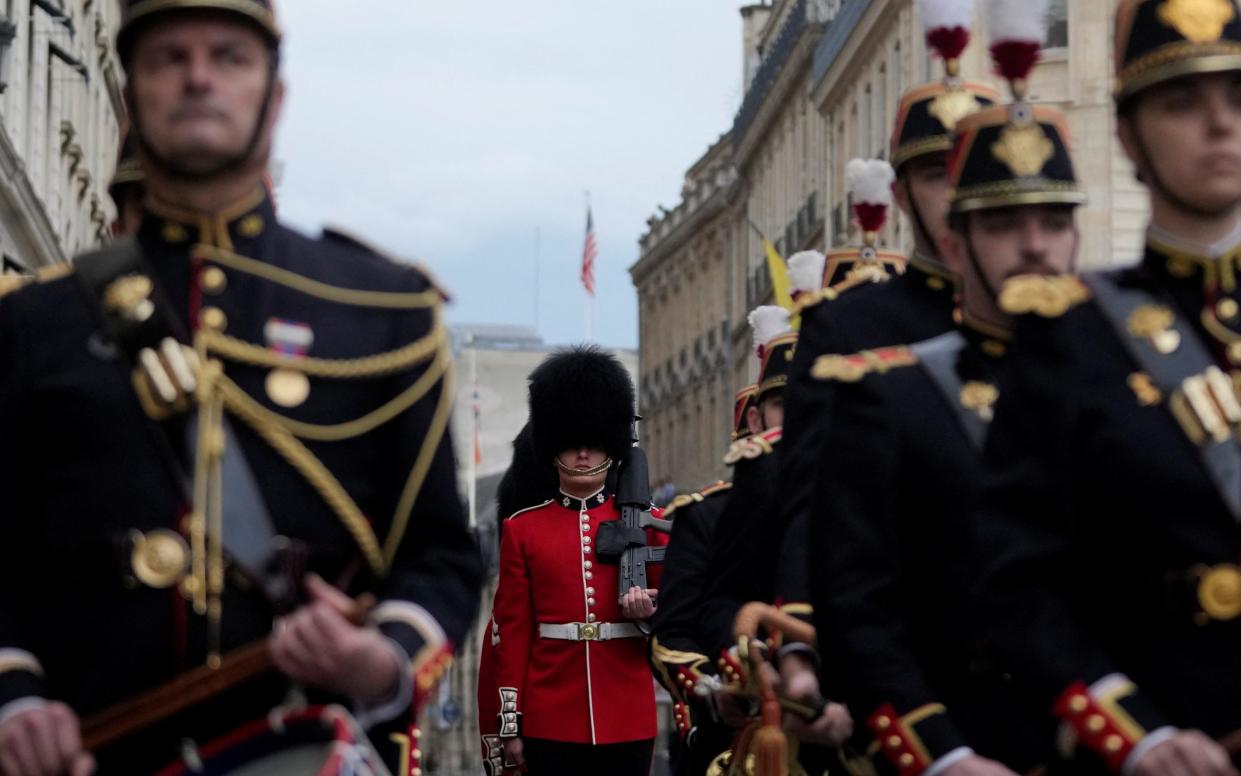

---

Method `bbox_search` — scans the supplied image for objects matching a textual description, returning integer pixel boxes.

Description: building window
[1046,0,1068,49]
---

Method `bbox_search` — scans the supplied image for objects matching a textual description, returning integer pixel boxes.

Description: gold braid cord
[194,245,443,309]
[188,286,453,578]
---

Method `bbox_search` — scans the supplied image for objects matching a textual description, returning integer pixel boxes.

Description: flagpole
[467,334,478,530]
[533,227,541,335]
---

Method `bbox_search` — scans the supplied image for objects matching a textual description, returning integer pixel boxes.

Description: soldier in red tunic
[488,346,668,775]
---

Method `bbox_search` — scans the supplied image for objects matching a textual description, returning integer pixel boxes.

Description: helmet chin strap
[554,457,613,477]
[963,221,1004,303]
[130,56,279,185]
[903,177,938,258]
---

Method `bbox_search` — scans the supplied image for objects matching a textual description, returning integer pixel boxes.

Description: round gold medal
[1198,564,1241,621]
[266,368,311,408]
[131,529,190,589]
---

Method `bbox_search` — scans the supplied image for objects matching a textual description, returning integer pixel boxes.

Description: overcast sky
[272,2,745,351]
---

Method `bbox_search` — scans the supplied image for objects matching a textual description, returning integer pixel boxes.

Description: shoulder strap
[1084,273,1241,522]
[74,240,291,602]
[911,331,989,452]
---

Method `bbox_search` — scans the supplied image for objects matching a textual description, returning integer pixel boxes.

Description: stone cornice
[0,121,66,267]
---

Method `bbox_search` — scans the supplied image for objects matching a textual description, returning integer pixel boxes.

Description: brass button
[162,222,189,243]
[238,213,264,238]
[200,266,227,295]
[887,735,903,750]
[587,597,596,606]
[584,561,592,569]
[982,340,1007,359]
[1086,714,1106,733]
[1068,695,1089,714]
[586,587,595,596]
[1103,735,1124,753]
[898,754,915,768]
[1167,256,1196,278]
[874,716,892,730]
[1219,298,1240,321]
[587,613,596,622]
[200,306,227,332]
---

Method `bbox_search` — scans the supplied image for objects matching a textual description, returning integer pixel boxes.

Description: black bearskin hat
[495,423,558,528]
[528,345,635,466]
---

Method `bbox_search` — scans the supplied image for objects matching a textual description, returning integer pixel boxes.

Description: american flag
[581,207,597,297]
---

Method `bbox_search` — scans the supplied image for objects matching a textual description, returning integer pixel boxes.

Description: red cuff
[1054,681,1140,772]
[867,703,933,776]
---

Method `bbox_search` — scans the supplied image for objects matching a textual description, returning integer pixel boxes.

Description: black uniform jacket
[976,241,1241,772]
[700,429,783,657]
[777,259,956,616]
[809,325,1050,775]
[0,191,481,771]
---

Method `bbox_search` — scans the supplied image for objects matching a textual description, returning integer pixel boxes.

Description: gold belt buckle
[578,623,600,641]
[130,529,191,589]
[1197,564,1241,621]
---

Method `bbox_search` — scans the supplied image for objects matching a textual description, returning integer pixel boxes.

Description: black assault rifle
[596,420,673,602]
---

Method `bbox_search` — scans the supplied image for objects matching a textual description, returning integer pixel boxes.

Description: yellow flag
[764,239,794,312]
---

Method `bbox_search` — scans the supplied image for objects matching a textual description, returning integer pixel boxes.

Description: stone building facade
[0,0,125,273]
[632,0,1147,491]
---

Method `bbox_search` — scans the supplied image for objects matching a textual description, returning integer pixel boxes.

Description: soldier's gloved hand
[777,651,819,702]
[1130,730,1238,776]
[940,755,1020,776]
[709,688,752,728]
[786,701,853,747]
[620,587,657,619]
[269,575,402,706]
[0,702,95,776]
[501,737,525,768]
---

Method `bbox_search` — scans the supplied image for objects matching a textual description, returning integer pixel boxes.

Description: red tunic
[491,490,668,745]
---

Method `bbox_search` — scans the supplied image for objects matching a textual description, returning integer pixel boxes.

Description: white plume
[846,158,896,205]
[987,0,1047,44]
[917,0,974,32]
[787,250,827,294]
[748,306,792,352]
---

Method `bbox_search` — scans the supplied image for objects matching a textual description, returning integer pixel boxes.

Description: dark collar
[140,186,274,254]
[1144,228,1241,294]
[557,487,611,512]
[907,251,958,295]
[959,310,1011,360]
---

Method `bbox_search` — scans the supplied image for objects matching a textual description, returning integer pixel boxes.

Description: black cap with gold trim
[947,0,1086,214]
[947,104,1085,214]
[891,82,1001,171]
[1115,0,1241,106]
[733,385,758,440]
[748,306,795,401]
[118,0,281,63]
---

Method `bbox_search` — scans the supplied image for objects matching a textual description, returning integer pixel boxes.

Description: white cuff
[924,746,974,776]
[351,637,413,728]
[0,697,50,729]
[1122,727,1178,776]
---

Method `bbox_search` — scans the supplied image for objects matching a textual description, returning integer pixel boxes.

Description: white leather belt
[538,622,642,641]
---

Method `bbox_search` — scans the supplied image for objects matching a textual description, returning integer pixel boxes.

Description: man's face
[127,14,282,176]
[1120,71,1241,216]
[556,447,609,492]
[759,393,784,431]
[956,205,1078,291]
[894,154,951,252]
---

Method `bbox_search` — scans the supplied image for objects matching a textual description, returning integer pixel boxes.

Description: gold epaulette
[723,427,782,465]
[811,346,918,383]
[793,287,839,314]
[998,273,1090,318]
[0,263,73,300]
[662,493,697,519]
